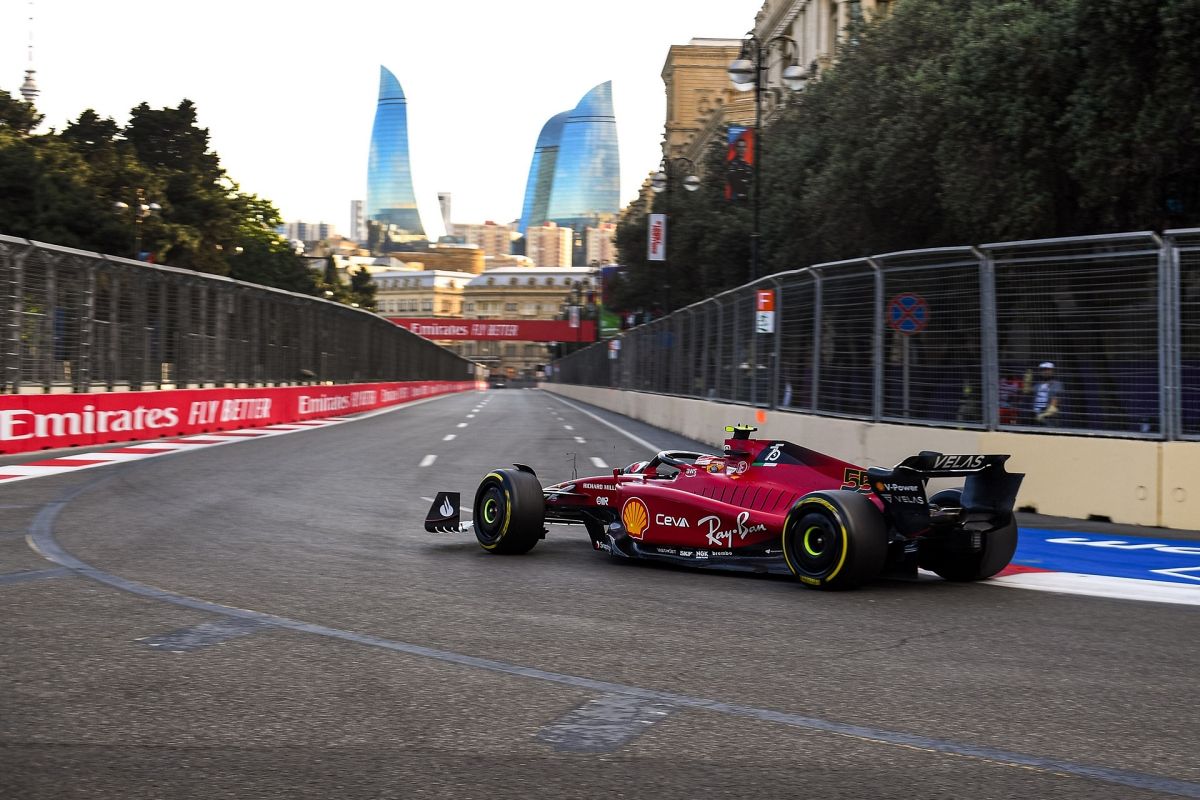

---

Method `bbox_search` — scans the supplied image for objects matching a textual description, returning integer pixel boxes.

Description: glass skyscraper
[517,111,570,235]
[518,81,620,255]
[367,66,425,236]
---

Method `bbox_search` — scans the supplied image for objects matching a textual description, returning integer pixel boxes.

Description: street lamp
[650,154,699,313]
[728,32,811,281]
[113,188,161,261]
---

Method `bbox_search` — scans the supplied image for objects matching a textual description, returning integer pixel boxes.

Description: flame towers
[518,81,620,257]
[367,66,425,237]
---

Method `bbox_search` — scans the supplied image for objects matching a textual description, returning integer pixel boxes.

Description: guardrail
[552,229,1200,441]
[0,236,476,392]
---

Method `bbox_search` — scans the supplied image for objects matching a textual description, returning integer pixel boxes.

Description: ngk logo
[0,406,180,441]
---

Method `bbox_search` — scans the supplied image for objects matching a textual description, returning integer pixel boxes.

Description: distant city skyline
[0,0,761,238]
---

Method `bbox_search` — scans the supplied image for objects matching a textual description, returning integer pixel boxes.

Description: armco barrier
[542,383,1197,530]
[0,380,482,455]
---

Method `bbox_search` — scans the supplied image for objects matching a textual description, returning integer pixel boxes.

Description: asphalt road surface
[2,388,1197,800]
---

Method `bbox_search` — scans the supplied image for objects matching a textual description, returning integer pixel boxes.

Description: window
[509,277,517,286]
[466,302,475,312]
[545,278,555,286]
[528,277,536,286]
[422,299,433,312]
[505,303,518,312]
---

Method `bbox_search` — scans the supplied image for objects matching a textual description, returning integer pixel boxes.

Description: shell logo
[621,497,650,539]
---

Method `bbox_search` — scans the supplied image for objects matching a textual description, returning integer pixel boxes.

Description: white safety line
[989,570,1200,607]
[546,393,663,453]
[419,454,437,467]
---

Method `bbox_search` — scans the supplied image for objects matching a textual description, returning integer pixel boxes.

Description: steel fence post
[975,247,999,430]
[869,257,883,422]
[811,269,823,411]
[1159,233,1178,440]
[771,276,782,410]
[8,246,27,393]
[42,254,56,392]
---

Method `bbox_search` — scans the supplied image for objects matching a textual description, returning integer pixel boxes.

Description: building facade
[678,0,898,164]
[349,200,366,243]
[585,222,617,266]
[461,267,598,377]
[451,222,514,258]
[374,270,472,318]
[367,66,425,236]
[525,222,574,268]
[661,39,744,162]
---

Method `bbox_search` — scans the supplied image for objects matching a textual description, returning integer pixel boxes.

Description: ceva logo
[621,497,649,539]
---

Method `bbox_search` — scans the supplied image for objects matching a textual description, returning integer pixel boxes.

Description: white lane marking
[545,394,662,453]
[575,436,586,444]
[443,434,456,441]
[563,425,574,431]
[457,422,468,428]
[467,414,476,419]
[590,457,609,469]
[988,571,1200,607]
[419,454,437,467]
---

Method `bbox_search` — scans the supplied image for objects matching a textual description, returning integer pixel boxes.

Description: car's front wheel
[782,491,887,589]
[473,468,545,554]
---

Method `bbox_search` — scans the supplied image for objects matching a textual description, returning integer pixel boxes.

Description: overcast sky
[0,0,759,239]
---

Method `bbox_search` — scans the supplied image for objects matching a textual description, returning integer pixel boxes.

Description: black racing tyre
[782,491,888,590]
[919,488,1018,581]
[473,469,545,555]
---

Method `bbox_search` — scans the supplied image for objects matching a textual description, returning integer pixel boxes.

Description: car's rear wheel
[782,491,887,589]
[473,469,544,554]
[918,488,1018,581]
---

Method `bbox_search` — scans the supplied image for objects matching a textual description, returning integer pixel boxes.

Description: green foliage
[615,0,1200,312]
[0,96,319,296]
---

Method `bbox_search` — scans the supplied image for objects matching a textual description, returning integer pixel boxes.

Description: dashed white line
[563,425,574,431]
[467,414,476,419]
[419,454,437,467]
[590,457,609,469]
[457,422,468,428]
[443,434,456,441]
[574,436,586,444]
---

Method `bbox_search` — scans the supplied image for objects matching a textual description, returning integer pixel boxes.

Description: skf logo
[621,497,650,539]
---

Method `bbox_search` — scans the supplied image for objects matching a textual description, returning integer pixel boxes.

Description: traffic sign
[755,289,775,334]
[887,292,929,335]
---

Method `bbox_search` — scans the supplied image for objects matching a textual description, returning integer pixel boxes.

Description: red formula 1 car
[425,425,1024,589]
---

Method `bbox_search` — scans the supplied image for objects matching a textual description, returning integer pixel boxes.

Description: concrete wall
[543,384,1199,531]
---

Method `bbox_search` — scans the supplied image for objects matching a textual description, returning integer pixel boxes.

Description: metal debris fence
[0,236,475,392]
[551,230,1200,441]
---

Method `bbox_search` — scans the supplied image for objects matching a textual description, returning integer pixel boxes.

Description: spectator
[998,372,1023,425]
[1024,361,1063,426]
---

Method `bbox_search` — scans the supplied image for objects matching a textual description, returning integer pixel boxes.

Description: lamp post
[728,33,811,281]
[113,188,161,261]
[650,154,698,314]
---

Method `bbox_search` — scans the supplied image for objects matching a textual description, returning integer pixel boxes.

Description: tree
[349,266,377,310]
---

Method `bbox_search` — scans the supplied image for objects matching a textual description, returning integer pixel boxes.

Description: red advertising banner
[387,318,596,342]
[0,380,481,455]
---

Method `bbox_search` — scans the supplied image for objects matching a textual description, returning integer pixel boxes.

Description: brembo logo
[621,497,649,539]
[0,406,180,441]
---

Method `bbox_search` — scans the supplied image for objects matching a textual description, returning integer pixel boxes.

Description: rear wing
[867,451,1024,536]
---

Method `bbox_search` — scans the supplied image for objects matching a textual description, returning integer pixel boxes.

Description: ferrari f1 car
[425,425,1024,589]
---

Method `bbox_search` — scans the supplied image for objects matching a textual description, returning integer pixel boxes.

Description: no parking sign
[887,292,929,335]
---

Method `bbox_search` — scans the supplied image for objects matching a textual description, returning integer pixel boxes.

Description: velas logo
[621,497,650,539]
